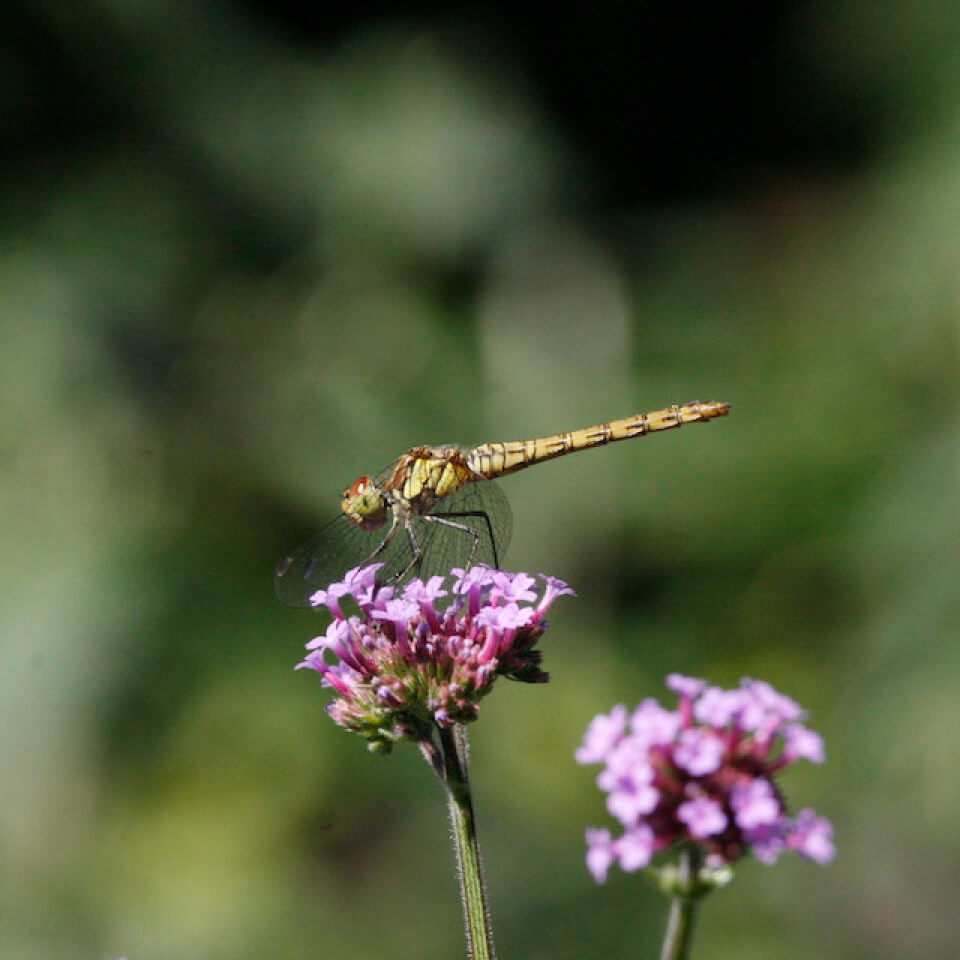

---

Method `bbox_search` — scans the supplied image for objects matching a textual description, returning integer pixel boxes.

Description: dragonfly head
[341,476,388,530]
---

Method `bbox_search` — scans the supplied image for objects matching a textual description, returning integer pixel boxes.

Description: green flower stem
[658,847,702,960]
[437,724,497,960]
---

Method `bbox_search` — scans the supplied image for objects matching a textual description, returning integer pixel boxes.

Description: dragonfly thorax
[341,476,388,530]
[388,446,477,512]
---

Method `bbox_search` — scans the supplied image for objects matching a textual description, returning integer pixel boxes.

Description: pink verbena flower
[578,674,834,882]
[298,564,574,752]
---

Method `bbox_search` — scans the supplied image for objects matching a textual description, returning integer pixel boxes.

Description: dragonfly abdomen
[466,400,730,479]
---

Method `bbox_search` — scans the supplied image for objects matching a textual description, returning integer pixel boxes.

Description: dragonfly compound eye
[341,476,388,530]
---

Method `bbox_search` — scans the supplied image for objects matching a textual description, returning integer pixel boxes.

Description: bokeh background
[3,2,959,958]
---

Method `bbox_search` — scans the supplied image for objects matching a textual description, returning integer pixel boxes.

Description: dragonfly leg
[388,518,426,583]
[421,510,502,572]
[435,510,501,567]
[361,513,402,567]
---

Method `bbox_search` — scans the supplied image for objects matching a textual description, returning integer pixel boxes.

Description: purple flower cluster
[297,565,574,751]
[577,675,834,883]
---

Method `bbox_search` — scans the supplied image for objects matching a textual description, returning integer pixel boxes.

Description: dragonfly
[275,399,730,606]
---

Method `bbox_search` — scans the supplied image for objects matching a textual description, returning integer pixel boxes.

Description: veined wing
[275,478,513,607]
[274,512,417,608]
[276,456,415,607]
[415,477,513,579]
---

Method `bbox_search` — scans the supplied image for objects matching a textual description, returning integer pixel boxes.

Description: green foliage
[2,3,959,958]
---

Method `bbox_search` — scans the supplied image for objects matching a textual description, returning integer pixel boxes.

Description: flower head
[297,565,574,752]
[577,674,834,882]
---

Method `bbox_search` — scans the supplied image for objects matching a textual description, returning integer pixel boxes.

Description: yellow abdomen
[466,401,730,479]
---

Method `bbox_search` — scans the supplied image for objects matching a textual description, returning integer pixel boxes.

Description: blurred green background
[3,2,959,958]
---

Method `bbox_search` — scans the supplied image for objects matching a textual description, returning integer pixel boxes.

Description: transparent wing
[274,477,513,607]
[274,512,415,608]
[415,478,513,578]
